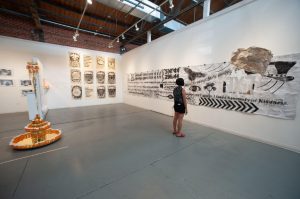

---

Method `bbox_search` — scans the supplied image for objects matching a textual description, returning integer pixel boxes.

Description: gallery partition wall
[121,0,300,152]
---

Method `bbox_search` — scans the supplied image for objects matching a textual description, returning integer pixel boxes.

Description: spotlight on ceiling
[116,37,120,43]
[108,43,113,48]
[135,23,139,31]
[121,34,125,40]
[87,0,92,5]
[169,0,174,9]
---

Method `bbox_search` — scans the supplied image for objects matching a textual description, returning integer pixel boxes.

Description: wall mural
[127,47,300,119]
[69,53,117,99]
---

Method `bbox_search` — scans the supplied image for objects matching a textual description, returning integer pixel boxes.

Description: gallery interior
[0,0,300,198]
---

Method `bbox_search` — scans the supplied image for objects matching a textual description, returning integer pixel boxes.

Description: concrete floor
[0,103,300,199]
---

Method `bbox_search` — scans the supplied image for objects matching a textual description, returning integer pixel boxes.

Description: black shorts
[174,102,185,113]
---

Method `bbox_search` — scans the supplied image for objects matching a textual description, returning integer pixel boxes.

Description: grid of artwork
[69,52,116,99]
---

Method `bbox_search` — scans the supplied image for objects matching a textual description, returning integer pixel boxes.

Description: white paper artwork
[0,79,14,86]
[20,80,32,86]
[97,86,106,98]
[128,52,300,119]
[84,71,93,84]
[84,55,93,70]
[108,58,115,71]
[0,68,13,76]
[21,89,33,96]
[108,85,116,97]
[71,85,82,99]
[96,56,105,70]
[85,86,94,98]
[69,52,80,68]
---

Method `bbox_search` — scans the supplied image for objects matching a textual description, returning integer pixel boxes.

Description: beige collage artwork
[69,52,116,99]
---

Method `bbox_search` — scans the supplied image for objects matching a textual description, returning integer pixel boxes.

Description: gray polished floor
[0,104,299,199]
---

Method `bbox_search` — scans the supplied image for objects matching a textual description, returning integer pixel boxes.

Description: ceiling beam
[27,0,44,41]
[124,0,205,45]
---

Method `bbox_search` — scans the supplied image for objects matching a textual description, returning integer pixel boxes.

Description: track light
[108,43,113,48]
[116,37,120,43]
[135,23,139,31]
[169,0,174,9]
[121,34,125,40]
[73,31,79,41]
[87,0,92,5]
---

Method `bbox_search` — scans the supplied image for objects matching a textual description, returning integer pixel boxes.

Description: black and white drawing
[108,72,116,84]
[128,52,300,119]
[108,85,116,97]
[69,52,80,68]
[108,58,115,71]
[71,69,81,83]
[85,86,94,98]
[96,56,105,70]
[0,79,14,86]
[0,68,13,76]
[84,55,93,69]
[96,71,105,84]
[71,85,82,99]
[84,71,93,84]
[20,80,32,86]
[21,89,33,96]
[97,86,106,98]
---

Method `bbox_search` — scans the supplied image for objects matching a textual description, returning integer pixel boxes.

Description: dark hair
[176,78,184,86]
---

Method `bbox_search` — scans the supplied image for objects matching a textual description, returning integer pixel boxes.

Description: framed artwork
[96,56,105,70]
[85,86,94,98]
[108,58,115,70]
[108,72,116,84]
[84,71,93,84]
[69,52,80,68]
[84,55,93,70]
[97,86,106,98]
[20,80,32,86]
[0,68,13,76]
[108,85,116,97]
[96,71,105,84]
[0,79,14,86]
[71,69,81,83]
[21,89,33,96]
[71,85,82,99]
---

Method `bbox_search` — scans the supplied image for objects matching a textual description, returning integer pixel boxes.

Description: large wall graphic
[127,48,300,119]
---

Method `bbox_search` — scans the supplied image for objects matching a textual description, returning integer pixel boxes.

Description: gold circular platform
[9,115,62,150]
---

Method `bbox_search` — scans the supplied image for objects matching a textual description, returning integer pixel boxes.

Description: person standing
[173,78,187,137]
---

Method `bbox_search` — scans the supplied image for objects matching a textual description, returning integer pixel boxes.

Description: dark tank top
[173,86,183,104]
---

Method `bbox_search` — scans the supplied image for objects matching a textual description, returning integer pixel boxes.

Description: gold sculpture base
[10,130,62,150]
[9,114,62,150]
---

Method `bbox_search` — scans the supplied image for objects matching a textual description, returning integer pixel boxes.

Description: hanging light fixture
[135,23,139,31]
[73,31,79,41]
[87,0,92,5]
[121,34,125,40]
[116,37,120,43]
[169,0,174,9]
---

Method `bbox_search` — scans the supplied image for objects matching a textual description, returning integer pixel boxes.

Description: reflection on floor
[0,103,300,199]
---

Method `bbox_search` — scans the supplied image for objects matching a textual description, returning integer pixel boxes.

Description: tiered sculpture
[10,114,62,150]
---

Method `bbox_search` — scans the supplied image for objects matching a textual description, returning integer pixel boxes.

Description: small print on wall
[69,52,80,68]
[96,71,105,84]
[108,85,116,97]
[71,85,82,99]
[108,72,116,84]
[96,56,105,70]
[20,80,32,86]
[84,71,93,84]
[0,68,13,76]
[21,89,33,97]
[108,58,115,71]
[0,79,14,86]
[84,55,93,70]
[85,86,94,98]
[71,69,81,83]
[97,86,106,98]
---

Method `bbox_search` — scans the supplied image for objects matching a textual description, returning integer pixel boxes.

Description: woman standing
[173,78,187,137]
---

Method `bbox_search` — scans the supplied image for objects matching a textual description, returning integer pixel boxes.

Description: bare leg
[177,113,184,134]
[173,112,179,133]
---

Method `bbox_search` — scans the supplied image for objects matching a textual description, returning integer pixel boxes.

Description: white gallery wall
[0,36,122,114]
[121,0,300,152]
